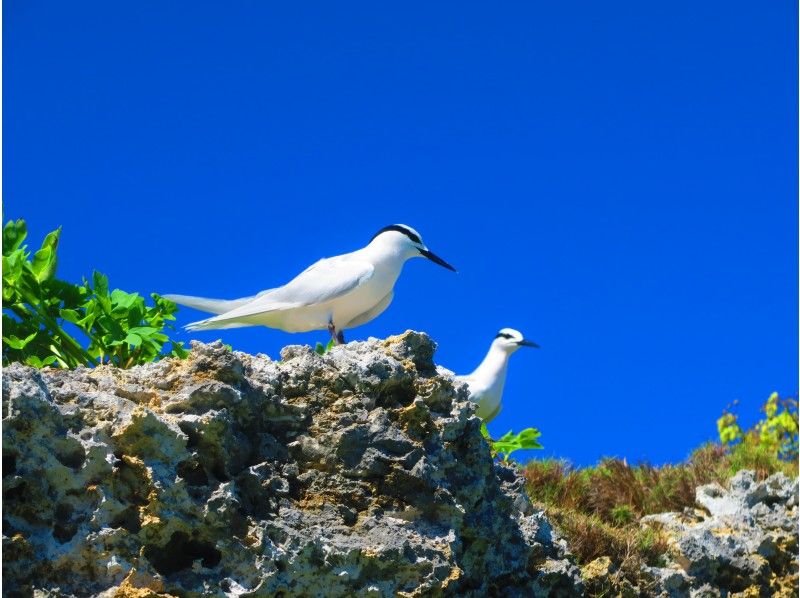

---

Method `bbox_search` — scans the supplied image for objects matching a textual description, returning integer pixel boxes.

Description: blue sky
[5,1,797,466]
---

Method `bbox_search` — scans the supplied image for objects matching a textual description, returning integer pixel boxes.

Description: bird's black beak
[517,339,540,348]
[419,248,457,272]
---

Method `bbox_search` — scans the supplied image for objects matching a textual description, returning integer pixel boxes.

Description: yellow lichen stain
[112,569,176,598]
[383,331,413,347]
[140,513,162,527]
[380,333,420,371]
[581,556,612,581]
[753,553,769,565]
[768,571,800,598]
[400,400,421,414]
[396,564,460,597]
[730,585,762,598]
[400,358,416,372]
[122,454,145,468]
[296,489,347,511]
[440,565,462,588]
[112,584,160,598]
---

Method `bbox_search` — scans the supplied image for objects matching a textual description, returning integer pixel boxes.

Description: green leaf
[127,326,158,336]
[2,252,25,288]
[498,430,516,443]
[314,338,336,355]
[40,227,61,253]
[92,271,109,297]
[517,428,543,449]
[31,247,53,280]
[59,308,81,324]
[24,354,58,368]
[110,289,140,310]
[124,333,143,347]
[485,426,544,462]
[31,227,60,281]
[170,342,190,359]
[3,332,38,350]
[3,219,27,255]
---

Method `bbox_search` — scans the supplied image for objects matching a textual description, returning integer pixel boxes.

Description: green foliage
[717,412,742,444]
[2,219,187,369]
[718,393,798,462]
[480,423,543,461]
[314,338,335,355]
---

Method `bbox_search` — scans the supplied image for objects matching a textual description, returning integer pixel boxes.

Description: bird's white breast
[330,269,398,328]
[464,377,504,420]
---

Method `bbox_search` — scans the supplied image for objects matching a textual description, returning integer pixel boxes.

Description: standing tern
[164,224,455,344]
[457,328,539,423]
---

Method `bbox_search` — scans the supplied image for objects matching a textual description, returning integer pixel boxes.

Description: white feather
[162,293,258,315]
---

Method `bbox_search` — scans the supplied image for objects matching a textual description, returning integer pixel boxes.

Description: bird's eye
[495,332,514,340]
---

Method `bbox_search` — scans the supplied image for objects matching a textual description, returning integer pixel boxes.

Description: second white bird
[457,328,539,423]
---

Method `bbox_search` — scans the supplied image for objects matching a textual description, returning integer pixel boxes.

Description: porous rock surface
[641,470,798,597]
[2,332,583,597]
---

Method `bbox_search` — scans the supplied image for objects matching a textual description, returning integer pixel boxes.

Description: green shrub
[718,392,798,462]
[480,423,543,461]
[2,219,187,369]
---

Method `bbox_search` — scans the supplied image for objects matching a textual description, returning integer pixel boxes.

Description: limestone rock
[641,470,798,597]
[2,333,583,597]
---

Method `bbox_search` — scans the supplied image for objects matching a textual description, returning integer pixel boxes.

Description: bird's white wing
[202,257,375,323]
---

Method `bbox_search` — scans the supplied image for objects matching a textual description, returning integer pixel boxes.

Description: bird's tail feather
[184,317,250,331]
[162,293,255,315]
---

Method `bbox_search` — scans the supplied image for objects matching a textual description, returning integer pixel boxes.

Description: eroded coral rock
[641,470,799,597]
[3,332,582,597]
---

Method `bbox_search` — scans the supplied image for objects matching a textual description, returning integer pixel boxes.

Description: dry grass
[523,441,798,595]
[525,442,796,524]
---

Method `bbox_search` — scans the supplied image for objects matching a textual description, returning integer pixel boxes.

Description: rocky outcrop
[641,470,798,597]
[2,333,582,597]
[4,332,797,598]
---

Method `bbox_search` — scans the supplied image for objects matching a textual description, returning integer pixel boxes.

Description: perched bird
[457,328,539,423]
[164,224,455,344]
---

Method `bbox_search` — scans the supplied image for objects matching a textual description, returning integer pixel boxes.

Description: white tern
[457,328,539,423]
[164,224,455,343]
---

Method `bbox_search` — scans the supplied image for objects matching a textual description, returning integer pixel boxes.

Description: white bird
[164,224,455,344]
[457,328,539,423]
